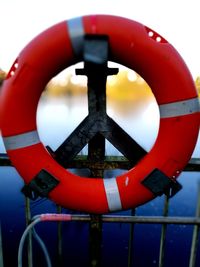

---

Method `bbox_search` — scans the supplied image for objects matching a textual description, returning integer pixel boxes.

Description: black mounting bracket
[21,169,59,200]
[142,168,182,198]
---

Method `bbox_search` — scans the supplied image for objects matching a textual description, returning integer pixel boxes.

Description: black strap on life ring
[21,169,59,200]
[142,168,182,198]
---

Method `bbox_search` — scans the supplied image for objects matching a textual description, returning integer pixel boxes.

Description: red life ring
[0,15,199,213]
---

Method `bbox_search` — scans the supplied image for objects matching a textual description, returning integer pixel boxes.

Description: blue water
[0,96,200,267]
[1,168,200,267]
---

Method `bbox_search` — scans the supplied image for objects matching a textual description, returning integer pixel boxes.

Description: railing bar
[127,209,135,267]
[159,195,169,267]
[0,222,4,267]
[57,206,63,267]
[189,182,200,267]
[25,197,33,267]
[0,153,199,171]
[70,215,200,225]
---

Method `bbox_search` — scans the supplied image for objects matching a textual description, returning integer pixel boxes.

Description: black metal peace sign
[53,35,146,173]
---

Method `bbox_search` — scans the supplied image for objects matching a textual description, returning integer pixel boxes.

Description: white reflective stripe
[159,98,200,118]
[103,178,122,212]
[67,17,84,56]
[3,130,40,150]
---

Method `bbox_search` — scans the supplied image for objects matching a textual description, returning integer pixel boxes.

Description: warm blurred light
[0,68,6,84]
[127,70,137,82]
[51,69,69,87]
[195,76,200,97]
[106,69,153,102]
[70,75,87,86]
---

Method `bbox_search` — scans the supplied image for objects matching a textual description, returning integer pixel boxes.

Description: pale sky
[1,0,200,78]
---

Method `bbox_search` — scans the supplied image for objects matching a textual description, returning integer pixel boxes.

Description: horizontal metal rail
[0,153,200,171]
[67,215,200,225]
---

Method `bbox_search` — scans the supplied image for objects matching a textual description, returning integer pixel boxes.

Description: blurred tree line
[0,69,6,86]
[0,67,200,98]
[195,77,200,96]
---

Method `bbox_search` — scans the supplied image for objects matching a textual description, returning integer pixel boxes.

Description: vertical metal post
[89,214,103,267]
[0,222,4,267]
[158,195,169,267]
[57,205,63,267]
[88,132,104,267]
[128,209,135,267]
[25,197,33,267]
[189,182,200,267]
[86,47,107,267]
[76,34,118,267]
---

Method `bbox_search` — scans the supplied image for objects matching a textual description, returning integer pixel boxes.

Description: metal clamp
[21,169,60,200]
[142,168,182,198]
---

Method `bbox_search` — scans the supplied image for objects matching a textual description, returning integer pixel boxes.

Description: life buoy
[0,15,199,214]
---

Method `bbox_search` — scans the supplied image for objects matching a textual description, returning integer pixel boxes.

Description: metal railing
[0,155,200,267]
